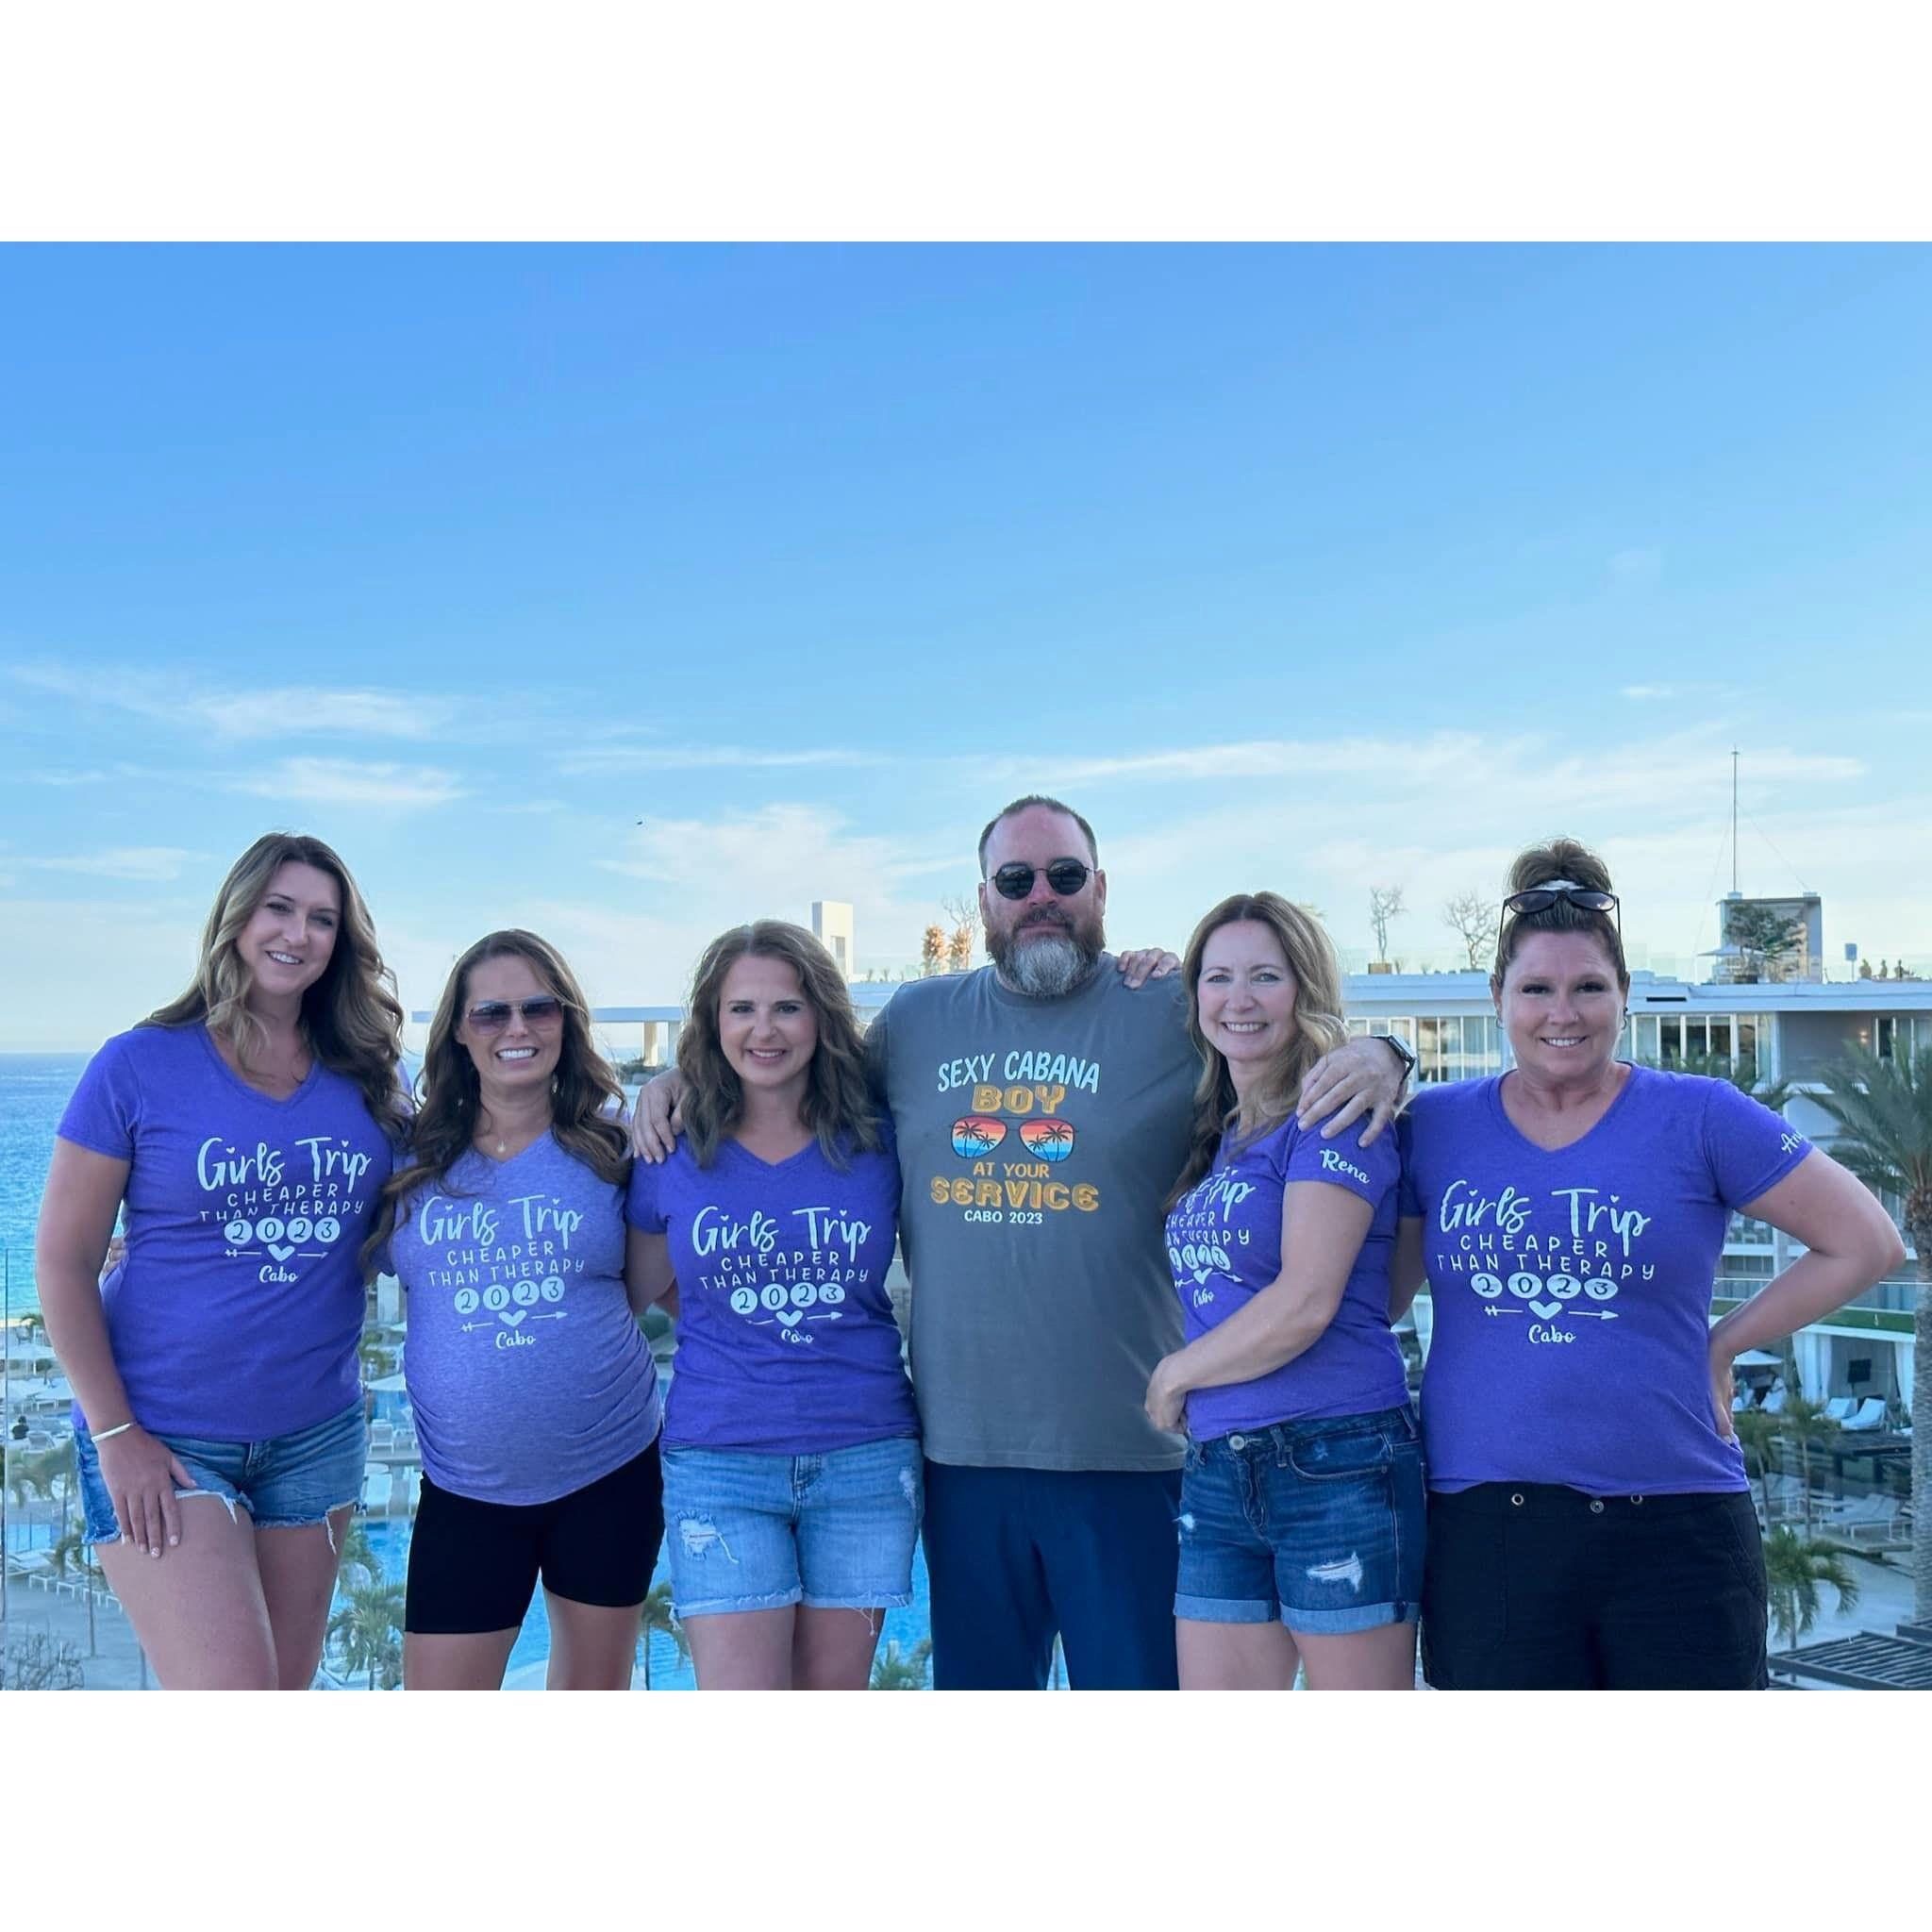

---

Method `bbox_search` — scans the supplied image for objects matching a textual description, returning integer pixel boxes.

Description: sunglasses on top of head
[463,996,568,1034]
[1497,881,1622,948]
[989,859,1093,901]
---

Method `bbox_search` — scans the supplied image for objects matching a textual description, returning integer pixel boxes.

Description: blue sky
[4,244,1929,1049]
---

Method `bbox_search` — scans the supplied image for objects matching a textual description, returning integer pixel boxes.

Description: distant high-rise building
[813,900,856,979]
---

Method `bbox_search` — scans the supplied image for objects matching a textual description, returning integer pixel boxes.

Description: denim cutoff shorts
[1175,1405,1425,1634]
[660,1436,923,1618]
[74,1400,368,1547]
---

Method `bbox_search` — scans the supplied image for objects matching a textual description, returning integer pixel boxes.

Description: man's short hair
[976,795,1100,874]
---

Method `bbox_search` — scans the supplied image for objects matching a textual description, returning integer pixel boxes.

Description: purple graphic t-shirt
[56,1022,395,1441]
[1165,1115,1407,1438]
[625,1124,918,1455]
[387,1132,661,1506]
[1399,1064,1813,1496]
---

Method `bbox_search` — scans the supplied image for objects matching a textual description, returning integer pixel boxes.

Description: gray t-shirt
[868,958,1198,1471]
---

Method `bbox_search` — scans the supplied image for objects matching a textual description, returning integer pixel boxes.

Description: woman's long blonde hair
[677,921,880,1171]
[147,832,407,1144]
[360,930,629,1274]
[1166,891,1348,1209]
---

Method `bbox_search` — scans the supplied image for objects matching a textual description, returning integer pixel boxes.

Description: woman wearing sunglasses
[372,930,665,1690]
[36,833,407,1689]
[1392,840,1904,1689]
[1144,892,1424,1689]
[625,921,920,1690]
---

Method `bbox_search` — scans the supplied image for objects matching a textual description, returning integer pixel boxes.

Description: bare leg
[1177,1617,1301,1690]
[1293,1622,1418,1690]
[96,1494,277,1690]
[791,1606,885,1690]
[404,1628,520,1690]
[545,1591,645,1690]
[685,1607,795,1689]
[256,1506,356,1690]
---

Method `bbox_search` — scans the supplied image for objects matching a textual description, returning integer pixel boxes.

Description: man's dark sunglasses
[990,860,1093,901]
[465,996,568,1033]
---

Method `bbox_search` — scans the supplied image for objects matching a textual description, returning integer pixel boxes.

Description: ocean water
[0,1052,90,1313]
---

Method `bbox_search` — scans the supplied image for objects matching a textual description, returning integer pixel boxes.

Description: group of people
[35,795,1905,1691]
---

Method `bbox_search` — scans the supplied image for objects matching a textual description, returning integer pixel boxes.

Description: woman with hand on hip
[1393,839,1905,1690]
[36,833,406,1689]
[1145,892,1424,1690]
[373,931,665,1690]
[626,921,920,1690]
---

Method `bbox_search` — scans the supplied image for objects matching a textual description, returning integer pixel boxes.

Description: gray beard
[991,929,1100,998]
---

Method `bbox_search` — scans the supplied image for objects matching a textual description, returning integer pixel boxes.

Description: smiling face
[455,952,566,1105]
[718,953,819,1108]
[1197,920,1299,1081]
[239,861,341,1008]
[978,804,1107,996]
[1495,930,1627,1086]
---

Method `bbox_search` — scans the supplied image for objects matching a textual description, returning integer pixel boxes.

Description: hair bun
[1508,837,1613,896]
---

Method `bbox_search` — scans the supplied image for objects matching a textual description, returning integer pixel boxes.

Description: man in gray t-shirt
[874,795,1405,1690]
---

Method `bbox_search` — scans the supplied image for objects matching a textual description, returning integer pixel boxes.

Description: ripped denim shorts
[1175,1406,1424,1635]
[659,1435,923,1618]
[74,1400,367,1547]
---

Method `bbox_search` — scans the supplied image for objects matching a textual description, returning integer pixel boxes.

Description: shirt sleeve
[1283,1115,1399,1210]
[1700,1076,1813,1208]
[56,1032,143,1162]
[862,1002,891,1107]
[625,1154,669,1234]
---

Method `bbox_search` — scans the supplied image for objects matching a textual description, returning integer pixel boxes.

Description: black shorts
[1422,1483,1769,1690]
[404,1438,665,1636]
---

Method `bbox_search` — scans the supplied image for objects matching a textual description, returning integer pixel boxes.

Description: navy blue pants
[923,1459,1182,1690]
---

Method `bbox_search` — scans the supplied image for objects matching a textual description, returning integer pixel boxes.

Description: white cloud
[1620,684,1674,700]
[226,758,468,808]
[558,742,886,775]
[23,846,203,882]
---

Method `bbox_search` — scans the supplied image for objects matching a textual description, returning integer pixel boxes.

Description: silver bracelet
[91,1421,136,1442]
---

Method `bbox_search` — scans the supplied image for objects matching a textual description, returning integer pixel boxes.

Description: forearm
[1165,1282,1341,1398]
[34,1264,135,1427]
[1709,1247,1895,1361]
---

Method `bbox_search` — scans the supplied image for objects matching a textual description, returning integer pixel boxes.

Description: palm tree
[1808,1045,1932,1624]
[870,1637,932,1690]
[1733,1409,1783,1524]
[1641,1046,1794,1116]
[336,1518,386,1591]
[1762,1527,1861,1648]
[637,1580,689,1690]
[1774,1394,1840,1531]
[327,1576,406,1690]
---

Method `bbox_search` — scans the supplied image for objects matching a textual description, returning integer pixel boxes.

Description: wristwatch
[1376,1031,1418,1086]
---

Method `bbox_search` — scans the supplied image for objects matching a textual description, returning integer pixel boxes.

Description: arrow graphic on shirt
[1571,1309,1619,1321]
[1482,1306,1525,1317]
[530,1311,567,1322]
[224,1249,261,1258]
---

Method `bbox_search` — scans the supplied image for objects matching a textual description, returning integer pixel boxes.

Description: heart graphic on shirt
[496,1309,529,1328]
[1528,1300,1563,1319]
[267,1243,296,1261]
[774,1310,805,1329]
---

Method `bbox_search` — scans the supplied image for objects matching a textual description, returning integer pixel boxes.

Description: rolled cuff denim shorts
[74,1400,368,1547]
[660,1435,923,1618]
[1174,1405,1425,1635]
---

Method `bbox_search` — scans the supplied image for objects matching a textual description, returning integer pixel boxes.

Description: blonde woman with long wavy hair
[37,833,406,1689]
[625,920,921,1690]
[1146,891,1423,1690]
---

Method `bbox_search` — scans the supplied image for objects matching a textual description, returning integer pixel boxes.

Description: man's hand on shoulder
[1115,948,1180,990]
[1295,1035,1407,1146]
[630,1069,687,1164]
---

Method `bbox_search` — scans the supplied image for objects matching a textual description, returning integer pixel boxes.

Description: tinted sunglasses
[990,859,1093,901]
[464,996,568,1033]
[1497,881,1622,952]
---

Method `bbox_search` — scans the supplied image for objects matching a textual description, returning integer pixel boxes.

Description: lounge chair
[1762,1388,1787,1415]
[1840,1398,1888,1433]
[1824,1396,1857,1421]
[360,1467,394,1513]
[369,1419,395,1453]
